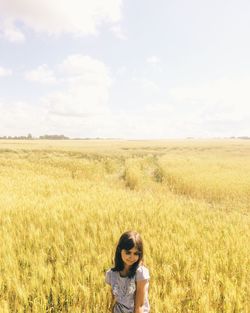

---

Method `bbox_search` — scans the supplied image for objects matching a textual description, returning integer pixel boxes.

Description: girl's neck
[119,264,130,277]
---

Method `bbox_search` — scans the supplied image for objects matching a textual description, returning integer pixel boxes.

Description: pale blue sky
[0,0,250,138]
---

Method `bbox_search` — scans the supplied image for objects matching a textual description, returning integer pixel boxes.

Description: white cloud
[0,101,46,136]
[116,66,127,76]
[108,77,250,138]
[146,56,162,73]
[24,64,56,84]
[0,54,115,137]
[1,73,250,139]
[140,79,160,93]
[0,0,123,42]
[132,77,160,93]
[0,66,12,77]
[0,18,25,43]
[44,54,112,116]
[110,24,127,40]
[58,54,112,85]
[138,77,250,138]
[146,56,160,64]
[168,77,250,122]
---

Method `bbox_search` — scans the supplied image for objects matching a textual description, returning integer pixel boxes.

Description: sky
[0,0,250,139]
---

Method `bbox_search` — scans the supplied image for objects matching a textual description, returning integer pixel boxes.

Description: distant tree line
[230,136,250,140]
[39,134,69,140]
[0,134,249,140]
[0,134,69,140]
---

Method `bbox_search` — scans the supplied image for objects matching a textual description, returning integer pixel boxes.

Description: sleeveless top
[105,265,150,313]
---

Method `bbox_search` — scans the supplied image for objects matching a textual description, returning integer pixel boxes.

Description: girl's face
[121,247,140,268]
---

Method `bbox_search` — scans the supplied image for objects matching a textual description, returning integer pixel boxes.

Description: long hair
[111,231,144,278]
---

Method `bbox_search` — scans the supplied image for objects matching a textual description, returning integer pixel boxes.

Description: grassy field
[0,139,249,313]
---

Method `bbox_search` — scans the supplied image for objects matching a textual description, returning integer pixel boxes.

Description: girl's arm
[134,280,148,313]
[109,289,116,311]
[105,270,116,310]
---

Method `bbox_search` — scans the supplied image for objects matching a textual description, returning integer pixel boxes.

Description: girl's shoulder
[105,268,113,285]
[106,268,112,274]
[135,264,150,281]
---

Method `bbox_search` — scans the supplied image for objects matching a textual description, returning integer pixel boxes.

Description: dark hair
[111,230,144,278]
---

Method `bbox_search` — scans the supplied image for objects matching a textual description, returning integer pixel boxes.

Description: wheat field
[0,139,249,313]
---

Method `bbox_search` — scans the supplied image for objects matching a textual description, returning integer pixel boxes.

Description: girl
[105,231,150,313]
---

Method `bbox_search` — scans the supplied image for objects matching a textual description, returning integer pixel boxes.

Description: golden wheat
[0,139,249,313]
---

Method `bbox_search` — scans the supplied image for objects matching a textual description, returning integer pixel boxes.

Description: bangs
[122,238,141,253]
[122,238,135,250]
